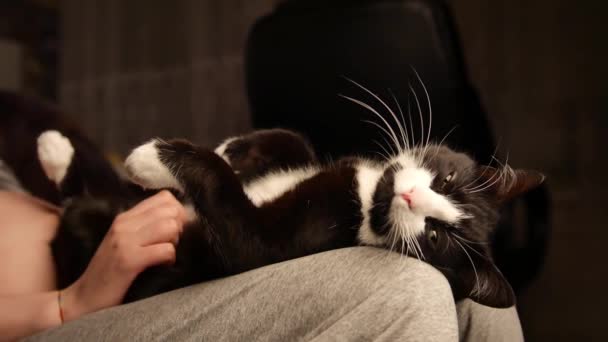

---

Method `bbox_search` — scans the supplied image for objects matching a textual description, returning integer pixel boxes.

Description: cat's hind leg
[37,130,127,200]
[37,130,74,187]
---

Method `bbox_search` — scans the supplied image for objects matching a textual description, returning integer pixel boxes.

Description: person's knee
[389,257,456,312]
[327,247,455,310]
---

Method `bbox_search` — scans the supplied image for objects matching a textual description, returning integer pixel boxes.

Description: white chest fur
[354,162,385,246]
[243,167,320,207]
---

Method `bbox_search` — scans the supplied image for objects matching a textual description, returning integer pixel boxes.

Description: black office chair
[245,0,550,293]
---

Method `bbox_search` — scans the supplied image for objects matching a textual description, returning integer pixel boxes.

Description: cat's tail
[37,130,128,201]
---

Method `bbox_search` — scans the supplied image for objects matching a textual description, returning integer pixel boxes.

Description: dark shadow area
[1,0,605,340]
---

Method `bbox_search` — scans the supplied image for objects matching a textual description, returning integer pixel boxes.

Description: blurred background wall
[60,0,269,152]
[452,2,607,340]
[1,0,606,340]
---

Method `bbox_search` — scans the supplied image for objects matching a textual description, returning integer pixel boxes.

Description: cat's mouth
[394,194,413,211]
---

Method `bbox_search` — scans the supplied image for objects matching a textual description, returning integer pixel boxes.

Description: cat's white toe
[37,130,74,185]
[124,140,183,192]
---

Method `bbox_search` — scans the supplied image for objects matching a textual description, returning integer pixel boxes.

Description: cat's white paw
[37,130,74,185]
[124,140,183,192]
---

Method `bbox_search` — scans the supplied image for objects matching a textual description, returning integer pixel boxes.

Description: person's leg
[27,247,459,342]
[23,242,524,342]
[456,299,524,342]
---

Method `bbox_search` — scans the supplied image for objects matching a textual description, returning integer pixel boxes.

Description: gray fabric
[26,247,523,342]
[0,160,25,192]
[457,299,524,342]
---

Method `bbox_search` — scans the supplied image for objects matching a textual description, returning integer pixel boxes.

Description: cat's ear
[460,258,516,308]
[476,166,545,203]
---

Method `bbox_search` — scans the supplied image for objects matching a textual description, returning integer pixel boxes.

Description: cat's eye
[427,229,438,244]
[443,171,456,184]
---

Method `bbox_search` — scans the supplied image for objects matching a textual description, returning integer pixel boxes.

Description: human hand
[59,190,186,321]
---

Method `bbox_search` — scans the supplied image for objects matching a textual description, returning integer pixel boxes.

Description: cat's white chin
[389,198,427,244]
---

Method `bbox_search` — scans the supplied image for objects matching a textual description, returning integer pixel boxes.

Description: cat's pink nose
[400,188,415,207]
[401,193,412,207]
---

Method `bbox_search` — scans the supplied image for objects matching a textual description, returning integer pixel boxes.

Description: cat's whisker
[461,143,503,190]
[411,236,422,261]
[400,228,407,262]
[388,223,399,255]
[412,67,433,150]
[464,157,506,192]
[390,162,402,173]
[411,67,433,162]
[436,126,459,153]
[405,223,423,261]
[452,235,488,259]
[467,154,512,193]
[405,233,415,260]
[394,225,409,264]
[389,89,411,151]
[461,172,487,192]
[393,220,408,257]
[383,88,410,153]
[415,238,423,261]
[490,153,515,190]
[371,138,395,161]
[372,151,391,162]
[397,222,405,256]
[341,94,403,153]
[373,152,391,163]
[407,88,417,154]
[342,79,405,153]
[467,171,504,194]
[382,230,399,263]
[362,120,398,156]
[464,171,498,192]
[414,231,425,261]
[387,222,400,258]
[362,120,399,155]
[496,162,510,191]
[452,234,488,246]
[408,83,425,162]
[426,125,460,167]
[466,156,512,194]
[443,234,453,254]
[453,238,481,298]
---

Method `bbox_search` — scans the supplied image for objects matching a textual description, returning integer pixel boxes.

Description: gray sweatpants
[26,248,523,342]
[1,162,522,341]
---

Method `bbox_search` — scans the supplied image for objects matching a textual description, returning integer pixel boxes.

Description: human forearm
[0,191,184,341]
[0,291,61,342]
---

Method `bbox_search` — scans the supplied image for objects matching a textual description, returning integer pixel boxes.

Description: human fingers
[136,218,181,246]
[138,243,176,269]
[129,204,186,233]
[120,190,181,220]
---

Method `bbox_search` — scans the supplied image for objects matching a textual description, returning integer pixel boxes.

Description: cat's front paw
[125,139,183,192]
[37,130,74,185]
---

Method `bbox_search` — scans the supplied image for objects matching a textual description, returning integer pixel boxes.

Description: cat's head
[367,145,544,308]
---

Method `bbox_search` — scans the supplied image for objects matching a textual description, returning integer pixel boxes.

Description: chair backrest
[245,0,551,293]
[246,0,495,162]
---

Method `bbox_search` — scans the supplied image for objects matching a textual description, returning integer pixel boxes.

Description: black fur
[221,128,318,182]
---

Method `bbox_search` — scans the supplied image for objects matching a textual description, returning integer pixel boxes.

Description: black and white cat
[40,124,543,308]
